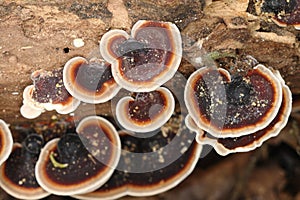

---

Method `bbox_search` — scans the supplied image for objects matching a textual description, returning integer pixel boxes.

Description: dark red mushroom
[184,64,283,138]
[74,118,202,199]
[0,134,49,199]
[20,69,80,119]
[99,20,182,92]
[116,87,175,132]
[261,0,300,30]
[63,57,121,104]
[0,119,13,166]
[185,68,292,156]
[35,116,121,196]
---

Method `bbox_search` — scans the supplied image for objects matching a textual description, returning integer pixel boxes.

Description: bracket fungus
[184,64,283,138]
[261,0,300,30]
[63,56,121,104]
[74,120,202,199]
[0,134,50,199]
[185,65,292,156]
[20,69,80,119]
[99,20,182,92]
[116,87,175,132]
[35,116,121,196]
[0,119,13,166]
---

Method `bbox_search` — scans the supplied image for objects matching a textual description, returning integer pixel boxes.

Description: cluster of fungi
[0,20,292,199]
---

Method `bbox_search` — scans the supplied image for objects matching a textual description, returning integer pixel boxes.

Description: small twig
[49,151,69,168]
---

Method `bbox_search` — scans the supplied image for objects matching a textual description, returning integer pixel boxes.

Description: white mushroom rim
[0,143,50,200]
[115,87,175,133]
[35,116,121,196]
[20,85,80,119]
[184,64,283,138]
[73,130,202,200]
[99,20,182,92]
[0,119,13,166]
[63,56,121,104]
[185,68,292,156]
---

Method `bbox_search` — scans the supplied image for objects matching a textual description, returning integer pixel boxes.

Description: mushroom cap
[99,20,182,92]
[0,143,50,200]
[100,29,130,63]
[35,116,121,196]
[0,119,13,166]
[31,69,81,114]
[261,0,300,30]
[20,68,81,119]
[20,85,44,119]
[193,70,292,156]
[272,17,300,30]
[116,87,175,132]
[74,123,202,199]
[271,4,300,30]
[63,56,121,104]
[185,114,204,136]
[185,65,283,137]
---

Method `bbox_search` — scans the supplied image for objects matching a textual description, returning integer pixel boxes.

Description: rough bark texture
[0,0,299,125]
[0,0,299,199]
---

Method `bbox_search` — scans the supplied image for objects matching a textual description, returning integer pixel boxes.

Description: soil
[0,0,299,200]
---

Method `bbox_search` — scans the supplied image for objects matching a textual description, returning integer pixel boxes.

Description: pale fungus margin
[116,87,175,133]
[73,126,202,200]
[185,65,292,156]
[99,20,182,92]
[0,119,13,166]
[184,64,283,138]
[0,135,50,200]
[8,15,294,199]
[20,69,80,119]
[35,116,121,196]
[261,0,300,30]
[63,56,121,104]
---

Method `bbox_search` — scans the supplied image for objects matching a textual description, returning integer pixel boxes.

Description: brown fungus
[35,116,121,196]
[261,0,300,30]
[185,68,292,156]
[74,119,202,199]
[184,65,283,138]
[20,69,80,119]
[0,120,13,166]
[99,20,182,92]
[63,57,121,104]
[0,134,50,199]
[116,87,175,132]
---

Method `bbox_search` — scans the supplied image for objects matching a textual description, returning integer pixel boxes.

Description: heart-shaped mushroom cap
[63,57,121,104]
[100,20,182,92]
[0,120,13,166]
[116,87,175,132]
[74,119,202,199]
[185,65,283,137]
[35,116,121,196]
[0,134,49,200]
